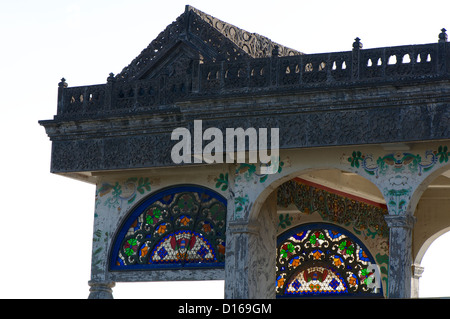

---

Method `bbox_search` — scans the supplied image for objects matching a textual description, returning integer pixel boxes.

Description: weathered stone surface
[385,215,416,298]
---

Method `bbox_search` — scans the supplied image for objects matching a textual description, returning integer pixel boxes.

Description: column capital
[412,264,425,279]
[88,280,115,299]
[384,214,416,229]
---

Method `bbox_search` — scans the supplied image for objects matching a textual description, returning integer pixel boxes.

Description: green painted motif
[347,146,448,177]
[235,158,284,183]
[129,177,151,198]
[278,213,293,229]
[376,253,389,295]
[91,229,109,273]
[384,188,412,215]
[214,158,284,219]
[437,145,449,163]
[348,151,363,168]
[235,194,249,213]
[365,228,380,239]
[214,173,229,191]
[96,177,152,210]
[348,147,449,215]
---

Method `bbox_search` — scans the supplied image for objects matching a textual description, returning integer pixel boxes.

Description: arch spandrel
[343,144,450,217]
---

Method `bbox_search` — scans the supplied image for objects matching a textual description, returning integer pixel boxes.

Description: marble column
[384,214,416,298]
[88,181,117,299]
[224,221,260,298]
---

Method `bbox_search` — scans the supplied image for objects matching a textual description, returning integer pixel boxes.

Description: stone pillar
[224,221,259,298]
[57,78,67,115]
[88,281,115,299]
[351,37,362,80]
[224,192,277,299]
[87,181,117,299]
[384,214,416,298]
[411,264,425,298]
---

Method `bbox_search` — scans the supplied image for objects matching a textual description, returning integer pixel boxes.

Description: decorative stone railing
[56,31,449,119]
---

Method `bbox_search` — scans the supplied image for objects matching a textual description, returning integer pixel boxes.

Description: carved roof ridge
[115,5,302,82]
[115,13,186,82]
[186,5,302,58]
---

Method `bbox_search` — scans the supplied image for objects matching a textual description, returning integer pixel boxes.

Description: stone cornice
[40,79,450,141]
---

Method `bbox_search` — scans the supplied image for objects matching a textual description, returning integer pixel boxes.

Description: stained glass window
[110,185,227,271]
[276,223,383,297]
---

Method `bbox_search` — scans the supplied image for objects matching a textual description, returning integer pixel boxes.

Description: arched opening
[274,171,388,298]
[247,166,388,298]
[411,165,450,298]
[106,184,228,299]
[419,230,450,298]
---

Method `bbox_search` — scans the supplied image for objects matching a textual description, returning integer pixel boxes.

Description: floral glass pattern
[110,185,227,270]
[276,223,382,297]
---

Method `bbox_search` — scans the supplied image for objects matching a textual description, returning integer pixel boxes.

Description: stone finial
[107,72,116,83]
[353,37,363,50]
[58,78,67,88]
[439,28,448,43]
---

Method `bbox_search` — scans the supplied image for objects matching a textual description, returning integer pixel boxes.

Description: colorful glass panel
[110,185,226,270]
[276,223,382,297]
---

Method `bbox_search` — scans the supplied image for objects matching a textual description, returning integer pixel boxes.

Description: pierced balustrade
[301,54,329,84]
[63,84,106,115]
[329,52,352,81]
[279,56,301,86]
[223,61,250,89]
[249,59,270,87]
[56,40,449,117]
[360,44,438,79]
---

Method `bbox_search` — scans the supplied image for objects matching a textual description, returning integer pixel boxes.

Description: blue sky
[0,0,449,298]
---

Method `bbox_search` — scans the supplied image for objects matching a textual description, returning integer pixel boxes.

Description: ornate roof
[115,5,302,82]
[39,18,450,174]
